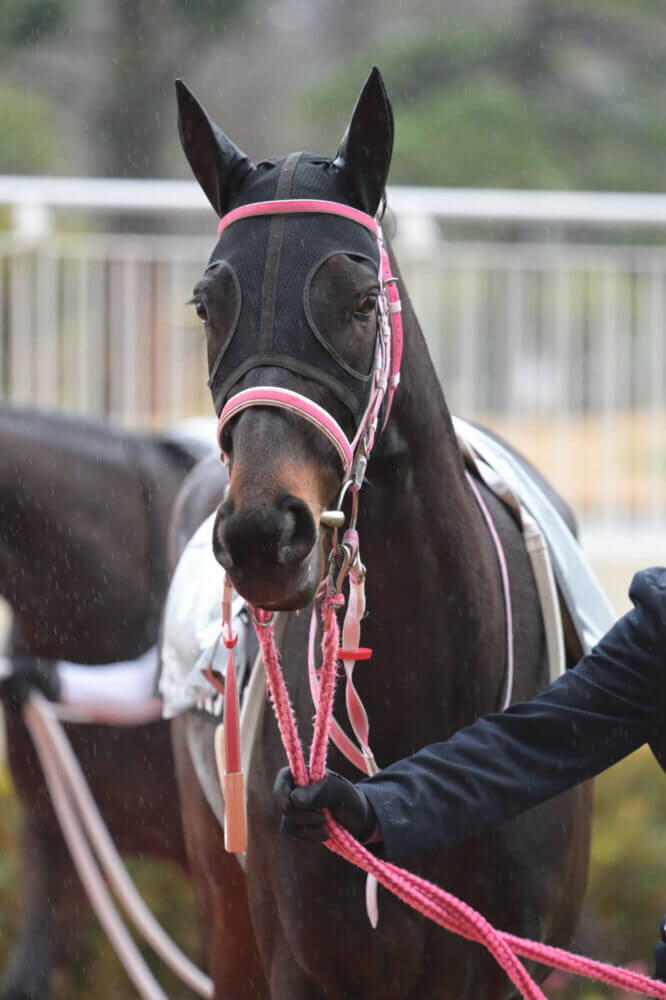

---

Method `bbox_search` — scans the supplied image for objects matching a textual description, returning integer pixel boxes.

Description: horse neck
[343,254,507,749]
[366,247,487,577]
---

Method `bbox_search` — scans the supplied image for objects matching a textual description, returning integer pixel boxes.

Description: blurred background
[0,0,664,996]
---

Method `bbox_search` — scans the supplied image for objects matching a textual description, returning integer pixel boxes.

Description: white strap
[55,647,162,725]
[23,693,214,998]
[522,511,566,683]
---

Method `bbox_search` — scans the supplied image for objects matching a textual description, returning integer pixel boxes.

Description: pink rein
[254,604,666,1000]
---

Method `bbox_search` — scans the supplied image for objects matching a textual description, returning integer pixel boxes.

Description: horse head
[178,68,395,610]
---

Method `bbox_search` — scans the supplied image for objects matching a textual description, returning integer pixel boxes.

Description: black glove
[274,767,377,844]
[0,656,60,711]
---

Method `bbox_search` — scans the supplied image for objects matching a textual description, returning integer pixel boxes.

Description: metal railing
[2,176,666,232]
[0,178,664,540]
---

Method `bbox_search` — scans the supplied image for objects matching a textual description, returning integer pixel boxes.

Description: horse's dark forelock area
[171,69,593,998]
[0,402,197,1000]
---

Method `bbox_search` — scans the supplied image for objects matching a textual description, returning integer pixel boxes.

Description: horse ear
[175,79,254,218]
[333,67,394,217]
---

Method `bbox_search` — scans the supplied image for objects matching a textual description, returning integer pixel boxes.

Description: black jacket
[360,567,666,861]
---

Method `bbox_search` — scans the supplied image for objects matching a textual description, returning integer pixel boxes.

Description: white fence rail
[0,178,665,539]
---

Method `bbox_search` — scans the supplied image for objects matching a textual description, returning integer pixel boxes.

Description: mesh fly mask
[205,153,403,489]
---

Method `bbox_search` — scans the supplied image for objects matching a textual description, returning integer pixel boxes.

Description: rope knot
[249,606,275,628]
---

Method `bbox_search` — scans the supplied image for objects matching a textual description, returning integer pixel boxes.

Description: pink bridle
[216,198,403,489]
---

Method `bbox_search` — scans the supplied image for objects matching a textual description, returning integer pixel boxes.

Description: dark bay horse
[0,403,203,1000]
[172,69,592,998]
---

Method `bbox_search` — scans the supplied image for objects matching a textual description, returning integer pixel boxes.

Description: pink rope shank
[254,611,307,788]
[253,603,666,1000]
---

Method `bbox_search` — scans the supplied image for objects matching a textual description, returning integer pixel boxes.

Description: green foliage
[0,84,61,172]
[560,0,666,24]
[588,746,666,961]
[169,0,249,30]
[392,80,570,188]
[0,0,72,47]
[548,746,666,999]
[302,4,666,191]
[0,768,22,954]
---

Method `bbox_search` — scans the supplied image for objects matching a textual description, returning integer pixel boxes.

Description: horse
[0,403,206,1000]
[170,68,593,998]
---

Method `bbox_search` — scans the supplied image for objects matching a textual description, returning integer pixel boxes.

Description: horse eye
[192,299,208,323]
[355,294,377,318]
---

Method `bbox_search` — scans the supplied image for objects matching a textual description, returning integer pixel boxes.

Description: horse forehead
[207,152,376,272]
[239,153,344,205]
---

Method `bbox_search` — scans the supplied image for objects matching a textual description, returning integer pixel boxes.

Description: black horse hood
[205,152,381,425]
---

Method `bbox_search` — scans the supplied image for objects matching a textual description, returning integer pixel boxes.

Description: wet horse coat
[173,69,592,998]
[0,404,200,1000]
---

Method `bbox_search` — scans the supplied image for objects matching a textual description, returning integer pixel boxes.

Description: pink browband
[217,199,379,239]
[216,197,404,488]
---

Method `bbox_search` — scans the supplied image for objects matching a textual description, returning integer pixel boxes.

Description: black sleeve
[360,567,666,861]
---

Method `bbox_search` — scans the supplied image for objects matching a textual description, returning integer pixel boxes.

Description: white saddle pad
[161,417,219,463]
[453,417,616,652]
[159,513,249,719]
[159,512,264,845]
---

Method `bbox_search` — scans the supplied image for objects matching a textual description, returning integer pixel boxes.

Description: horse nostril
[276,496,317,566]
[217,495,317,574]
[212,502,234,570]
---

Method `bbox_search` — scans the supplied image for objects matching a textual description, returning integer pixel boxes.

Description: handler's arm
[359,567,666,860]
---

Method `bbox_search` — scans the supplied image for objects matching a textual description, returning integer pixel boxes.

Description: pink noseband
[218,386,354,475]
[216,198,403,489]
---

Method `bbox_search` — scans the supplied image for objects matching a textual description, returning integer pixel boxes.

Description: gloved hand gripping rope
[253,584,666,1000]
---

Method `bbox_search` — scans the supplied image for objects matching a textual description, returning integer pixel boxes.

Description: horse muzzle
[212,494,322,610]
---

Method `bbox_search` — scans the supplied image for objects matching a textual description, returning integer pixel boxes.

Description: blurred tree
[0,0,75,173]
[169,0,248,29]
[1,0,662,187]
[0,0,72,173]
[304,0,666,192]
[0,0,72,48]
[95,0,251,178]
